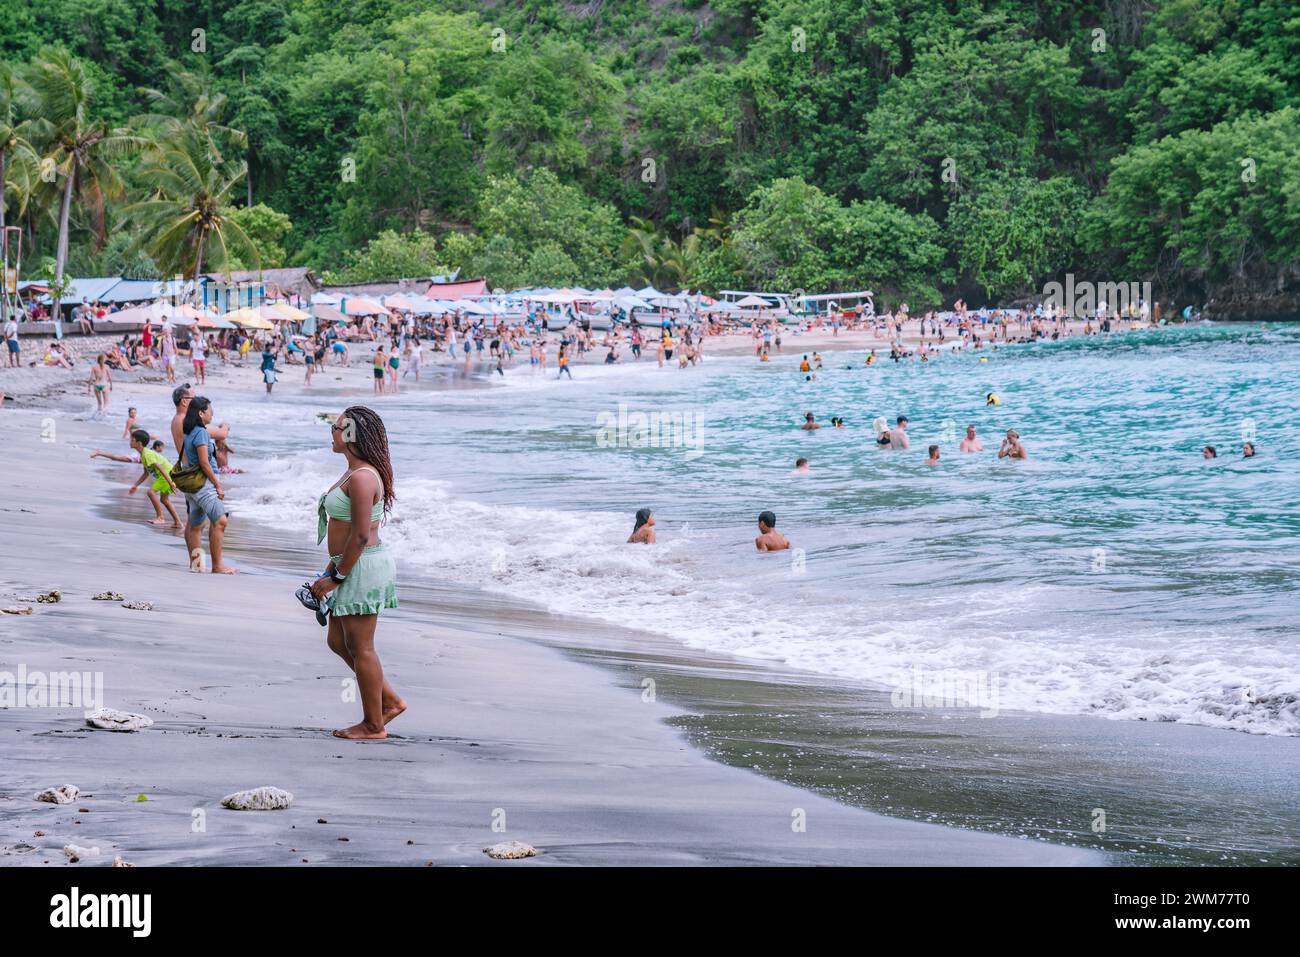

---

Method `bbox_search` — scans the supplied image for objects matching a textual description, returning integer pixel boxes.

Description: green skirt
[328,544,398,616]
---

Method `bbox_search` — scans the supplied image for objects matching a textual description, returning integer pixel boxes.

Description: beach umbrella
[384,294,418,312]
[313,303,347,323]
[340,296,387,316]
[227,307,273,330]
[269,302,310,322]
[196,312,236,329]
[734,294,772,309]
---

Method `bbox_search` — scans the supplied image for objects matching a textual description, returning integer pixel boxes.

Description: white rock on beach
[221,786,294,811]
[120,600,154,611]
[85,708,154,732]
[35,785,80,804]
[63,843,101,862]
[112,856,135,868]
[483,840,539,860]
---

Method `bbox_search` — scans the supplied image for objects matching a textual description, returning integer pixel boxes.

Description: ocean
[166,323,1300,739]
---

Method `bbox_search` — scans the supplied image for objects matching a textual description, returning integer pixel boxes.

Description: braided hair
[340,405,395,515]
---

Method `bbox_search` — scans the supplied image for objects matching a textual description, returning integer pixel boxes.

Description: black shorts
[373,367,383,379]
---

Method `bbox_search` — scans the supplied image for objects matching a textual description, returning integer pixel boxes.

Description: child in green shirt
[127,430,181,527]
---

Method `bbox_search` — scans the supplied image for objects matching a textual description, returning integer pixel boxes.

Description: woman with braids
[308,406,404,739]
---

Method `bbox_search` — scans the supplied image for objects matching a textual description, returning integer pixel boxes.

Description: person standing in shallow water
[309,406,403,740]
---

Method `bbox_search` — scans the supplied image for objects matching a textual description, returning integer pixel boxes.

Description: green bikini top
[317,466,384,544]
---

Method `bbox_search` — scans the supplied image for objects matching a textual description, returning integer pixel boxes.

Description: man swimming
[792,457,811,474]
[888,415,910,449]
[1203,445,1217,459]
[959,425,984,452]
[755,511,790,552]
[925,445,940,466]
[801,412,821,431]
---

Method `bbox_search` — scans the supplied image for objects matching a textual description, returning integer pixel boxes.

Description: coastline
[0,408,1100,866]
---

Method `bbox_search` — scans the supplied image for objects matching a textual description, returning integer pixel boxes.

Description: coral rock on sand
[221,787,294,811]
[2,606,33,615]
[85,708,154,732]
[121,600,154,611]
[92,591,124,601]
[483,841,539,860]
[63,844,101,863]
[35,785,80,804]
[36,590,61,603]
[112,856,135,868]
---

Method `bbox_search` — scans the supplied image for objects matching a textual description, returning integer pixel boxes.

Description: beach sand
[0,408,1099,866]
[0,317,1116,411]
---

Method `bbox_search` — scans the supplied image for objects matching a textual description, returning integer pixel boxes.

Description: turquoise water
[231,323,1300,736]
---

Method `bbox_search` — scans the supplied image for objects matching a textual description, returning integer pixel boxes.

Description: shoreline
[0,408,1099,865]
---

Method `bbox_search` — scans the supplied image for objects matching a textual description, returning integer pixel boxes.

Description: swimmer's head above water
[633,507,654,533]
[758,510,777,531]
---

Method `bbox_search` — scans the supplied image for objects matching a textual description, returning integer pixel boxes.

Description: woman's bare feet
[382,698,407,726]
[147,517,168,526]
[333,721,387,740]
[211,564,239,574]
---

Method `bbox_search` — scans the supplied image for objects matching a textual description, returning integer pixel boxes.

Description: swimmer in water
[959,425,984,452]
[799,355,811,373]
[998,429,1027,459]
[792,457,811,475]
[925,445,940,466]
[1203,445,1217,459]
[1242,442,1255,458]
[628,507,656,544]
[801,412,821,431]
[755,510,790,552]
[986,392,1001,406]
[888,415,910,450]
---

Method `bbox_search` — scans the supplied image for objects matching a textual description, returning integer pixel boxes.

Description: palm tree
[22,49,143,317]
[135,62,246,158]
[0,63,39,235]
[126,125,257,281]
[621,216,701,290]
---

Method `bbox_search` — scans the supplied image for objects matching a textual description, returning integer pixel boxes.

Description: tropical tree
[126,125,257,281]
[0,64,40,235]
[21,49,143,315]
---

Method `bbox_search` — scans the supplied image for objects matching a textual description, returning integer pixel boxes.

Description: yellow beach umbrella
[270,302,310,322]
[226,307,273,330]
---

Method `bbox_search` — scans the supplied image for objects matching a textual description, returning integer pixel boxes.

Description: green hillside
[1,0,1297,307]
